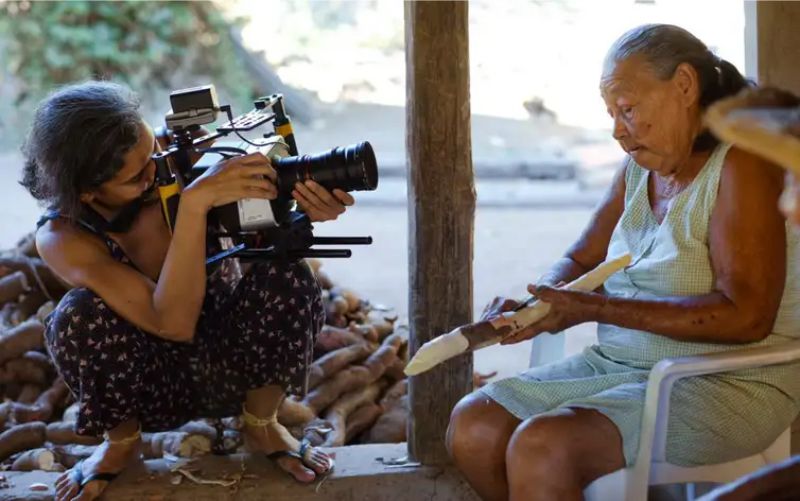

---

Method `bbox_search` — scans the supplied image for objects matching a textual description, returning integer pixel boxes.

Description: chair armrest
[634,340,800,472]
[649,341,800,381]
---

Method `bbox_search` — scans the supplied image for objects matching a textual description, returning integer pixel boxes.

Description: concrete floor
[0,444,480,501]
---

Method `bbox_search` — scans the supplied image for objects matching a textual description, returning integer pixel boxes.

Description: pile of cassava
[0,232,493,473]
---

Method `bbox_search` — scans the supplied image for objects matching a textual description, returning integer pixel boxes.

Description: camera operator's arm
[293,180,355,222]
[38,203,210,342]
[37,154,276,343]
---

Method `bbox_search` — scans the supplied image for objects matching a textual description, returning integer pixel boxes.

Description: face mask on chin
[83,182,158,234]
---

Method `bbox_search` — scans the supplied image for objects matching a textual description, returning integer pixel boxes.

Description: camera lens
[275,141,378,195]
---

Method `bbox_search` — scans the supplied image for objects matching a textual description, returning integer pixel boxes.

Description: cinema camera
[151,85,378,264]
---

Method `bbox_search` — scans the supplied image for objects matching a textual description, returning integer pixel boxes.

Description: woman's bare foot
[243,420,332,483]
[54,437,141,501]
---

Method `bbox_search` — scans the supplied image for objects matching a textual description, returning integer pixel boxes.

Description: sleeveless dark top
[36,206,142,269]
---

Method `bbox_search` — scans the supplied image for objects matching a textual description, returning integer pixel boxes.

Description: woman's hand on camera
[182,153,277,212]
[293,180,355,222]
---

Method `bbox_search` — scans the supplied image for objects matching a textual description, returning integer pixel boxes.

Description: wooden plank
[405,0,475,465]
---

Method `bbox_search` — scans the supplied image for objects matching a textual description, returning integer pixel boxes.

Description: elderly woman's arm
[482,162,626,321]
[512,148,787,345]
[538,162,627,285]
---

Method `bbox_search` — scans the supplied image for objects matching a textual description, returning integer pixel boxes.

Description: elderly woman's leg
[505,408,624,501]
[447,392,521,501]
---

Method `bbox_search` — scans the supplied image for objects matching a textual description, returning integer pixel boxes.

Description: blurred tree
[0,0,255,108]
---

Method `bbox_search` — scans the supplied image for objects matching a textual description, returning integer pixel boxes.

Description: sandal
[66,426,140,494]
[67,459,120,494]
[264,437,334,475]
[242,406,335,478]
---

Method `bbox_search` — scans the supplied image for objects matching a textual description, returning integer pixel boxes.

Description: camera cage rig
[151,85,373,265]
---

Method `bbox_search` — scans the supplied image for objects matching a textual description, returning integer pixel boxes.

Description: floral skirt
[44,260,323,437]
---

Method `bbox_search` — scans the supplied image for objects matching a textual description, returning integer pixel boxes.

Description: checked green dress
[481,143,800,466]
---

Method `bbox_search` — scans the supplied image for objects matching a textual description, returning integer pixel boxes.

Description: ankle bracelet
[103,426,142,445]
[241,405,278,427]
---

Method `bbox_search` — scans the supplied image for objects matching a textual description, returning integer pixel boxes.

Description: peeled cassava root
[404,253,633,376]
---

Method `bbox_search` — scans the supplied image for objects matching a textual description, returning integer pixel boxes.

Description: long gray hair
[608,24,752,149]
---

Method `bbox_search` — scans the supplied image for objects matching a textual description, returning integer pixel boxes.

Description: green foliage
[0,0,255,108]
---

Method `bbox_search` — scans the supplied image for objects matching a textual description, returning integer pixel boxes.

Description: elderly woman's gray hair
[609,24,751,109]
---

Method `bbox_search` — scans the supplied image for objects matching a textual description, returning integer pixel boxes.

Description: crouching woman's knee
[46,287,104,343]
[45,287,143,365]
[249,259,321,295]
[247,260,324,322]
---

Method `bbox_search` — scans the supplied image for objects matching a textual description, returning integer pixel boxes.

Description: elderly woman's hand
[293,180,355,222]
[500,284,602,345]
[479,296,522,322]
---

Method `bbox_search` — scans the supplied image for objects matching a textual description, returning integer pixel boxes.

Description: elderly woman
[447,24,800,501]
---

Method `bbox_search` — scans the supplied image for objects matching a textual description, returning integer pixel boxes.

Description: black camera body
[152,84,377,263]
[190,136,378,234]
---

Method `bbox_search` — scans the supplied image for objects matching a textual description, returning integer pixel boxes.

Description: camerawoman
[22,81,376,499]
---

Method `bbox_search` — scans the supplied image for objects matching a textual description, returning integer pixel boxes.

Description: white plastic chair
[582,340,800,501]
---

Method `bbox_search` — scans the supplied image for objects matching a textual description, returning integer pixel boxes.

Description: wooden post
[405,1,475,465]
[745,1,800,94]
